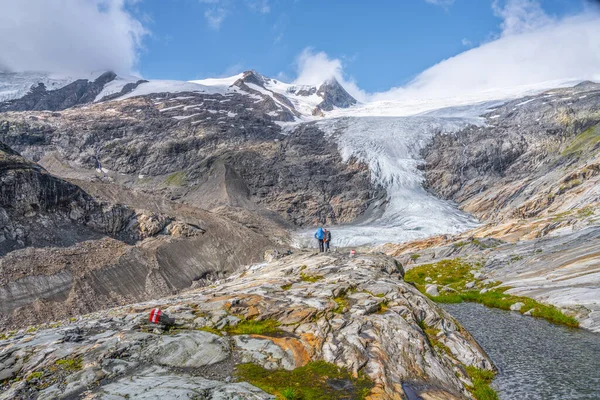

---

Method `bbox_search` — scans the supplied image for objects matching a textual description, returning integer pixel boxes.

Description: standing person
[314,227,325,252]
[324,229,332,252]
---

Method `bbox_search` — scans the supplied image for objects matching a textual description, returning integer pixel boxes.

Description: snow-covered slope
[0,71,99,102]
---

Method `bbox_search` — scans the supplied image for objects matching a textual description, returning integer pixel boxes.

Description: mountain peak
[315,77,357,112]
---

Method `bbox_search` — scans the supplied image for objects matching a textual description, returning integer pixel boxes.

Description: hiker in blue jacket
[314,227,325,252]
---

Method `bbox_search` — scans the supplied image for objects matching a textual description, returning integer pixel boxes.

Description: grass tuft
[235,361,373,400]
[300,272,323,283]
[281,283,293,291]
[224,319,281,335]
[164,171,187,186]
[466,366,499,400]
[196,326,223,336]
[405,258,579,327]
[54,357,83,372]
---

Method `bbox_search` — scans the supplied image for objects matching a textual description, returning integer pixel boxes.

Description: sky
[0,0,599,102]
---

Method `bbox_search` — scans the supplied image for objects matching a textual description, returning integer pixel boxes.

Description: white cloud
[461,38,472,47]
[425,0,455,7]
[492,0,553,36]
[292,48,367,102]
[293,1,600,107]
[373,1,600,102]
[0,0,148,75]
[246,0,270,14]
[204,7,227,29]
[201,0,269,30]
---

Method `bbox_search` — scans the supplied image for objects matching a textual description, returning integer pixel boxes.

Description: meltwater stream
[443,303,600,400]
[295,115,481,247]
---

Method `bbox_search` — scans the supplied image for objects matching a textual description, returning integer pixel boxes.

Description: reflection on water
[443,303,600,400]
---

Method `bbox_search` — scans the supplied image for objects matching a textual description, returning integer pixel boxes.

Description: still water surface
[443,303,600,400]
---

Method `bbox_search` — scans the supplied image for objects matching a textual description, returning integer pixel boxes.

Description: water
[295,115,481,248]
[443,302,600,400]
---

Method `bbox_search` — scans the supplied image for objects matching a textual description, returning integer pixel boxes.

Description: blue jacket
[314,227,325,240]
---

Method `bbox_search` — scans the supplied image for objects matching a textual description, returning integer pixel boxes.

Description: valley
[0,70,599,399]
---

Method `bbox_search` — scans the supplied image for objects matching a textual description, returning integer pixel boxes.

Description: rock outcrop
[0,92,384,226]
[0,143,276,329]
[422,82,600,227]
[0,72,146,112]
[0,251,492,399]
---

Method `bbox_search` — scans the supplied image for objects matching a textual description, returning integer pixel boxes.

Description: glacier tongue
[296,114,482,248]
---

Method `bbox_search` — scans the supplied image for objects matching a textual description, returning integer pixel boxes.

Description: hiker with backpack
[314,227,325,252]
[324,229,332,252]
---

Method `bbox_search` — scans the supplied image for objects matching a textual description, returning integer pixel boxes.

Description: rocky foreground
[1,251,492,399]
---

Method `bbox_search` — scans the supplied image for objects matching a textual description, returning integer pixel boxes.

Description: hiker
[314,227,325,252]
[324,229,332,252]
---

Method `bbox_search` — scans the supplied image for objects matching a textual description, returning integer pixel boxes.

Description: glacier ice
[295,112,486,248]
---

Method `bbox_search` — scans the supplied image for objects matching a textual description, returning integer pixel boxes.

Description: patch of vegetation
[562,124,600,157]
[280,387,303,400]
[54,357,83,373]
[25,372,44,382]
[509,255,523,262]
[300,272,324,283]
[410,254,421,261]
[376,300,390,314]
[196,326,223,336]
[405,259,579,327]
[332,296,350,314]
[465,366,499,400]
[235,361,373,400]
[224,318,282,335]
[417,321,452,356]
[164,171,187,186]
[281,283,293,291]
[577,206,594,218]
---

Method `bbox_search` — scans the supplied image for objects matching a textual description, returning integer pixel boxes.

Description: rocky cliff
[0,143,277,330]
[0,89,384,226]
[423,82,600,231]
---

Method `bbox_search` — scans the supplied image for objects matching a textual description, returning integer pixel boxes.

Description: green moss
[510,255,523,262]
[280,387,302,400]
[164,171,187,186]
[281,283,292,291]
[405,259,579,328]
[54,357,83,372]
[25,372,44,382]
[562,124,600,157]
[332,297,349,314]
[577,206,594,218]
[410,254,421,261]
[196,326,223,336]
[465,367,499,400]
[418,321,452,356]
[235,361,373,400]
[300,272,323,283]
[225,319,282,335]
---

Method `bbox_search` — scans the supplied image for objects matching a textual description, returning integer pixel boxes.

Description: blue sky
[1,0,598,101]
[132,0,587,92]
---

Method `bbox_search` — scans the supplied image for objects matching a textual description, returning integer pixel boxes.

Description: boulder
[425,284,439,297]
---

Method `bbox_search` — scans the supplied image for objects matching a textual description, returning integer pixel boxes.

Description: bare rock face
[0,251,492,399]
[0,72,146,112]
[0,92,384,226]
[0,143,275,329]
[422,83,600,227]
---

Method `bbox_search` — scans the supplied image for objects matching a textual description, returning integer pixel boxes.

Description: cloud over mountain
[0,0,148,74]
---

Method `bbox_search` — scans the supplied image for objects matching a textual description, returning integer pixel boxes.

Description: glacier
[294,105,496,248]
